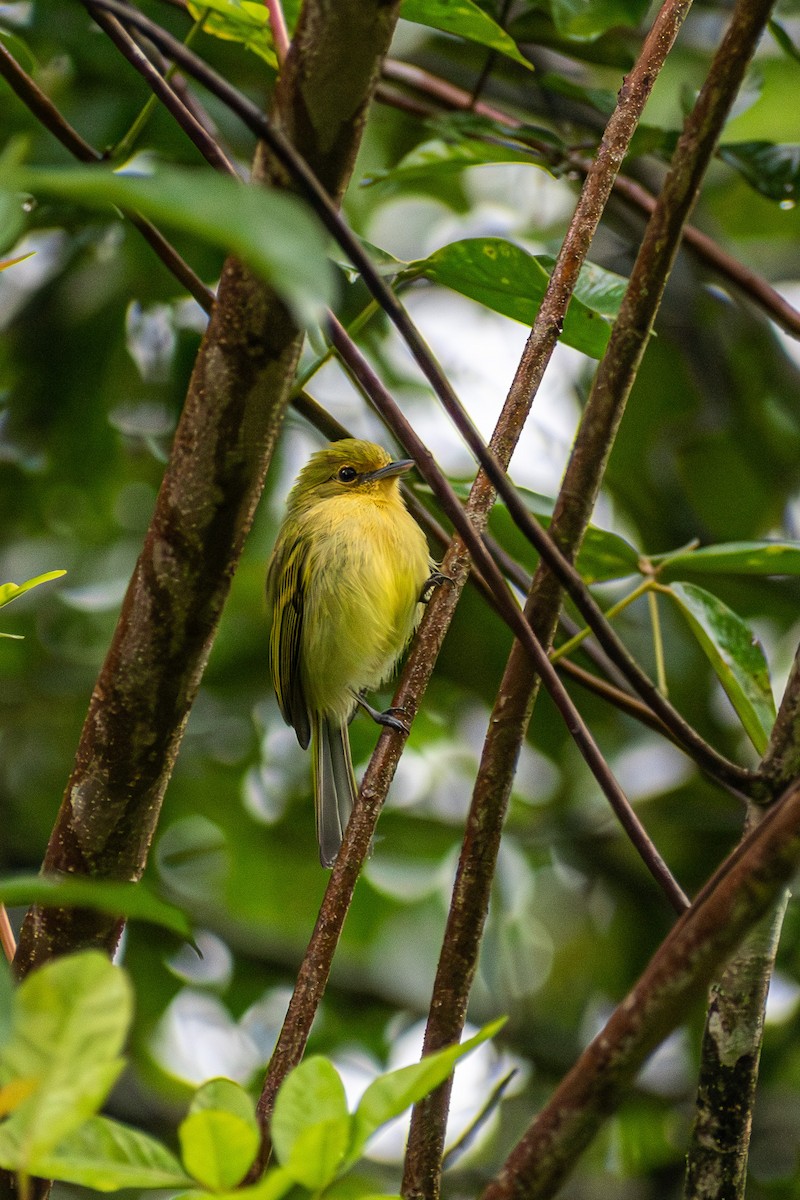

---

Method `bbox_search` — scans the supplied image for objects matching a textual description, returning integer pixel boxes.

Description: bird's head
[289,439,415,508]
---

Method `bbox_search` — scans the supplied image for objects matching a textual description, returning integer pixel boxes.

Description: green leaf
[0,570,66,608]
[179,1110,260,1189]
[0,876,192,939]
[488,488,641,584]
[549,0,651,40]
[363,137,546,188]
[406,239,628,359]
[654,541,800,580]
[27,1116,193,1191]
[187,0,276,67]
[271,1056,348,1169]
[0,953,131,1165]
[718,142,800,207]
[346,1018,505,1167]
[7,165,335,327]
[400,0,532,70]
[769,18,800,67]
[284,1117,352,1190]
[177,1168,297,1200]
[665,583,776,754]
[508,10,635,67]
[189,1077,259,1126]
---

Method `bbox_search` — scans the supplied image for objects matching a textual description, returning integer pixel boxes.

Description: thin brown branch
[0,907,16,964]
[379,61,800,342]
[481,776,800,1200]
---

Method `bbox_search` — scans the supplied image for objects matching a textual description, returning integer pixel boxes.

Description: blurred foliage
[2,0,800,1197]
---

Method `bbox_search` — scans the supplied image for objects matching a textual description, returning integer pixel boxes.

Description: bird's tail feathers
[312,714,358,868]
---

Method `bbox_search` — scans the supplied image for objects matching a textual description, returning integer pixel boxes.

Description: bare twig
[264,0,290,66]
[0,907,16,964]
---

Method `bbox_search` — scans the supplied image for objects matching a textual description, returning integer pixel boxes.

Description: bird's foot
[357,695,410,735]
[420,570,451,604]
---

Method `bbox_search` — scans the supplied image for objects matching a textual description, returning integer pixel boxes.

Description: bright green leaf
[187,0,276,66]
[189,1077,259,1127]
[666,583,776,754]
[549,0,651,40]
[0,876,192,939]
[363,137,546,188]
[271,1056,348,1168]
[654,541,800,580]
[27,1116,193,1191]
[718,142,800,207]
[179,1109,260,1189]
[400,0,532,70]
[177,1167,297,1200]
[405,239,628,359]
[347,1018,505,1167]
[0,953,131,1165]
[7,165,335,327]
[0,570,66,609]
[488,488,641,583]
[284,1117,351,1190]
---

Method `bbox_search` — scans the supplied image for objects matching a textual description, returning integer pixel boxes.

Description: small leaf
[363,137,545,188]
[718,142,800,207]
[666,583,776,754]
[400,0,532,69]
[189,1077,259,1127]
[7,165,335,327]
[23,1116,193,1191]
[0,570,66,609]
[347,1018,505,1167]
[0,876,192,939]
[406,239,627,359]
[549,0,651,40]
[179,1110,260,1190]
[187,0,276,66]
[271,1057,348,1168]
[654,541,800,580]
[284,1118,351,1190]
[769,18,800,66]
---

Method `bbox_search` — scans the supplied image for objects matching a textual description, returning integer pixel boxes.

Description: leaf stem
[550,578,654,665]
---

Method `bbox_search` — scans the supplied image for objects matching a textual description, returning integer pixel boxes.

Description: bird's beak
[362,458,415,482]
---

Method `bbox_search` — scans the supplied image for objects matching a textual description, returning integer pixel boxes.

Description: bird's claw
[420,570,451,604]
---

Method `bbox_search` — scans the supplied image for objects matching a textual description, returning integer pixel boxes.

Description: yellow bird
[266,439,434,867]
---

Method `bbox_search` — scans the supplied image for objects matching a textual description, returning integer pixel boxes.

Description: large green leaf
[0,953,131,1165]
[654,540,800,580]
[718,142,800,207]
[0,570,65,609]
[665,583,776,754]
[400,0,532,69]
[489,488,641,583]
[548,0,651,40]
[6,165,335,327]
[29,1116,193,1191]
[405,238,628,358]
[0,876,192,939]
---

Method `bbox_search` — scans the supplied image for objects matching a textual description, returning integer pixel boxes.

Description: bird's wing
[267,535,311,749]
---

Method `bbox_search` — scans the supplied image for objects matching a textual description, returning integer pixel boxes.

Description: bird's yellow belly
[300,499,429,720]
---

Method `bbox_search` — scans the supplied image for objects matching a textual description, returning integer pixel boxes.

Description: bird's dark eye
[337,466,357,483]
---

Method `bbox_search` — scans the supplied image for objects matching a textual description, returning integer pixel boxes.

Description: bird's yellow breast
[298,491,430,720]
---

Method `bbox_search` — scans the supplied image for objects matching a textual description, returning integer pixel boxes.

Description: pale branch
[480,777,800,1200]
[379,60,800,342]
[81,0,757,800]
[683,637,800,1196]
[13,0,404,977]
